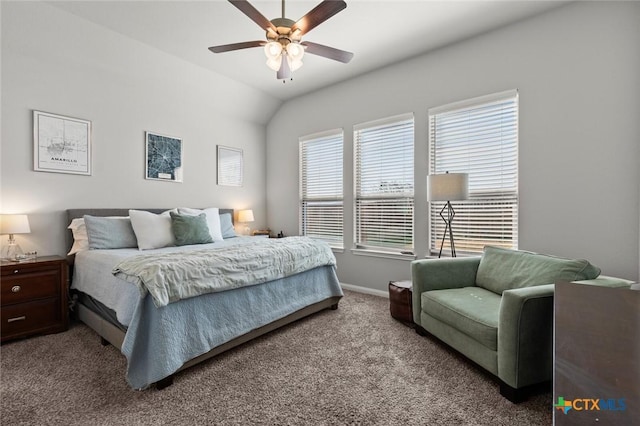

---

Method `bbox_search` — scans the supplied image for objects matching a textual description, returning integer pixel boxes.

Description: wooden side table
[1,255,69,343]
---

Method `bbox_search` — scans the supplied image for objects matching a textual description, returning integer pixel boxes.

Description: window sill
[331,247,344,254]
[351,248,416,261]
[423,252,480,259]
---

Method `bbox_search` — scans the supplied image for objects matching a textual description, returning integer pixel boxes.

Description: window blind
[299,129,343,248]
[354,113,414,252]
[429,90,518,256]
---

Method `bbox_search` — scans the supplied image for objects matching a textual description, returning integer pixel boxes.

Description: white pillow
[177,207,223,242]
[67,218,89,255]
[129,209,176,250]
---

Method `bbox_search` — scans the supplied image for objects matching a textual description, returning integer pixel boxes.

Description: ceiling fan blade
[301,41,353,63]
[208,40,265,53]
[228,0,277,33]
[291,0,347,36]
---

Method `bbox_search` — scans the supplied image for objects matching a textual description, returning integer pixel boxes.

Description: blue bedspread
[122,266,341,389]
[72,240,343,390]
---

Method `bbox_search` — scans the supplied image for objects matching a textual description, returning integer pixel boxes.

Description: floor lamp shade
[427,173,469,202]
[427,173,469,258]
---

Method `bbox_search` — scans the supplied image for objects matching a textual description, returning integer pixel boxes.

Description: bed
[66,208,343,390]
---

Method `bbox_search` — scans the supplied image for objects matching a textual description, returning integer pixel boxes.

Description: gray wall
[266,1,640,291]
[1,2,280,257]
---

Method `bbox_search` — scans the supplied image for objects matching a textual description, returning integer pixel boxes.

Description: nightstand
[1,256,69,343]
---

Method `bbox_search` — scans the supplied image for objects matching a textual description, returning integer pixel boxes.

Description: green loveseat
[411,246,633,402]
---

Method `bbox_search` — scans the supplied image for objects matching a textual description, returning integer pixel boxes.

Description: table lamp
[237,209,254,236]
[1,214,31,261]
[427,172,469,257]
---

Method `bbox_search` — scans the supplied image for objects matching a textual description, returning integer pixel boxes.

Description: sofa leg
[500,382,526,403]
[415,325,429,337]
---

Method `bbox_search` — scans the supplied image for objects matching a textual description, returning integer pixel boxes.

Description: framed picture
[33,110,92,175]
[217,145,243,186]
[145,131,183,182]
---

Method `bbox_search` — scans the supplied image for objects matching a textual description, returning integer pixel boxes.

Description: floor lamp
[427,172,469,257]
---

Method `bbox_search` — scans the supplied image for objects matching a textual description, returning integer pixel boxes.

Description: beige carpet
[1,291,551,425]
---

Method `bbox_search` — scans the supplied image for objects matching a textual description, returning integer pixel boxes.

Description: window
[299,129,343,248]
[428,89,518,256]
[354,113,414,253]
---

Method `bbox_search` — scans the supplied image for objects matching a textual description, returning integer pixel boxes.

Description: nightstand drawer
[1,298,62,339]
[1,270,60,305]
[0,262,62,276]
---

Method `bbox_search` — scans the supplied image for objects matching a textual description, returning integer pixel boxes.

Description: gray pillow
[83,215,138,249]
[219,213,236,239]
[170,212,213,246]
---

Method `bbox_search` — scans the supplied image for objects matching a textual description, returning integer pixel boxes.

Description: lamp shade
[0,214,31,235]
[427,173,469,201]
[266,57,282,71]
[238,209,254,223]
[264,41,282,60]
[286,43,305,61]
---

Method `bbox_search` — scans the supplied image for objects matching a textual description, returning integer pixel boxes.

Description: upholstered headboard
[65,208,234,262]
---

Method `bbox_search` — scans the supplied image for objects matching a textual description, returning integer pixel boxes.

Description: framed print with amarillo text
[217,145,243,186]
[145,131,183,182]
[33,110,92,175]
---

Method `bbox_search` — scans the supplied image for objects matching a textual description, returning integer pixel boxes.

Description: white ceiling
[49,0,567,101]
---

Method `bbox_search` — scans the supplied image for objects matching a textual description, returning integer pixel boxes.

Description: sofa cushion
[422,287,501,351]
[476,246,601,294]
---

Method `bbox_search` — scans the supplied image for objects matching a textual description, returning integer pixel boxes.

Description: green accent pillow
[170,212,213,246]
[476,246,601,294]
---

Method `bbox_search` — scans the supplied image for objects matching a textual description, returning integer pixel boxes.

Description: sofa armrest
[411,257,481,324]
[573,275,633,288]
[498,284,555,389]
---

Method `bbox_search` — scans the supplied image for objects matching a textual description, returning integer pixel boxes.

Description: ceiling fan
[209,0,354,81]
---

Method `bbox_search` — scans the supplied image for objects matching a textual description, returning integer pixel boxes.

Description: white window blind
[354,113,414,252]
[429,90,518,256]
[299,129,343,248]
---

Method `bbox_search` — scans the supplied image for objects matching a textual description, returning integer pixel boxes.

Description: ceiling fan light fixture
[288,57,303,72]
[276,54,292,80]
[286,42,305,61]
[264,41,282,60]
[266,57,282,71]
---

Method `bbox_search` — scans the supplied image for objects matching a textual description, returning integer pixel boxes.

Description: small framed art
[145,131,183,182]
[33,110,92,175]
[217,145,243,186]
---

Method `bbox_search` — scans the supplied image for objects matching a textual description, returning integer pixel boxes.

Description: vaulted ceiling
[50,1,567,100]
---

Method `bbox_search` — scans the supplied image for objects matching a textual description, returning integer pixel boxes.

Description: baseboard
[340,282,389,298]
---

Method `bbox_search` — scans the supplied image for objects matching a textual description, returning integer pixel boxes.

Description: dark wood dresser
[1,256,69,343]
[554,281,639,425]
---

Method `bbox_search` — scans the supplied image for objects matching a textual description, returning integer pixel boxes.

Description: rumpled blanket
[113,236,336,307]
